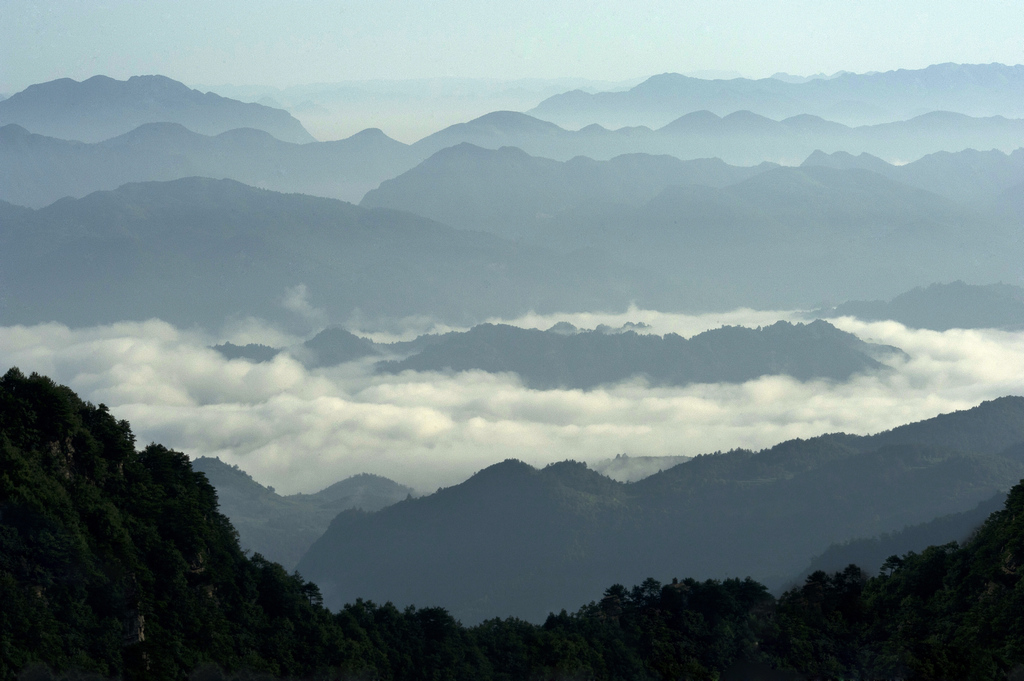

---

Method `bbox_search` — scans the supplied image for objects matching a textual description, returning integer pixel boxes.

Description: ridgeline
[3,368,1024,679]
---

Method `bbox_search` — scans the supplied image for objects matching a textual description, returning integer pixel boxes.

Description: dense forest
[3,368,1024,680]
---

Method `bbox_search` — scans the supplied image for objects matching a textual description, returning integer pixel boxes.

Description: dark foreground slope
[0,178,655,328]
[299,398,1024,623]
[7,368,1024,680]
[0,368,367,679]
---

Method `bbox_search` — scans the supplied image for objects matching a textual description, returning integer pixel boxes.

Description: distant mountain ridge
[6,101,1024,210]
[361,143,777,238]
[215,319,903,390]
[819,281,1024,330]
[529,62,1024,129]
[0,121,418,207]
[362,148,1019,309]
[298,397,1024,623]
[377,320,902,389]
[0,74,315,143]
[191,457,412,570]
[410,109,1024,167]
[797,491,1008,580]
[802,147,1024,204]
[0,177,659,328]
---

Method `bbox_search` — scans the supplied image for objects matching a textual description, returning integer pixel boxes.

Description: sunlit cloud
[1,311,1021,495]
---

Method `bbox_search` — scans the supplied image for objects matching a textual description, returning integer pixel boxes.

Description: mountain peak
[0,74,315,143]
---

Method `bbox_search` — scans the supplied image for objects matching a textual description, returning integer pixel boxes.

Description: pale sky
[2,0,1023,94]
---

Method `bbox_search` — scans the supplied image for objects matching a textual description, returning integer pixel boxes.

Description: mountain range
[376,320,902,389]
[362,147,1019,308]
[412,109,1024,167]
[529,62,1024,129]
[297,397,1024,623]
[820,281,1024,330]
[7,102,1024,210]
[214,318,903,390]
[10,366,1024,679]
[797,491,1008,581]
[0,74,315,144]
[0,177,657,329]
[802,147,1024,205]
[191,457,412,570]
[0,121,418,208]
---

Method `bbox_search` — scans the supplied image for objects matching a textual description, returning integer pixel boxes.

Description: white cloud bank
[1,311,1023,495]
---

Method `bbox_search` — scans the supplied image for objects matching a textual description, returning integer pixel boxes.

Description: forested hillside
[299,397,1024,622]
[5,368,1024,680]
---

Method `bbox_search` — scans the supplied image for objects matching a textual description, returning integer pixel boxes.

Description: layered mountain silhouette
[191,457,412,570]
[821,281,1024,330]
[377,320,903,389]
[363,151,1018,308]
[0,122,419,207]
[802,147,1024,204]
[0,75,315,143]
[297,397,1024,623]
[213,319,903,390]
[361,143,777,238]
[6,93,1024,210]
[796,491,1008,580]
[529,63,1024,129]
[0,178,659,328]
[410,109,1024,167]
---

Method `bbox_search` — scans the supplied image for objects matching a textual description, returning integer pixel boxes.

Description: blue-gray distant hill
[191,456,412,571]
[0,178,659,328]
[0,74,315,144]
[819,281,1024,331]
[362,144,776,239]
[362,147,1018,309]
[6,106,1024,210]
[410,109,1024,167]
[377,320,903,389]
[0,122,418,207]
[529,63,1024,130]
[297,397,1024,623]
[802,147,1024,204]
[794,491,1007,582]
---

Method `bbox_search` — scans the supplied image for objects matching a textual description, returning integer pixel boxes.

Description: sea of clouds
[2,307,1023,494]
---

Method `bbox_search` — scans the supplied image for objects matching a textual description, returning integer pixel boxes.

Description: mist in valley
[6,3,1024,677]
[2,310,1022,495]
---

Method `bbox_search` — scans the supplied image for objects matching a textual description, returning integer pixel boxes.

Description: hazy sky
[3,0,1023,94]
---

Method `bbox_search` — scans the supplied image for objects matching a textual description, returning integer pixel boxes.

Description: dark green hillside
[299,397,1024,623]
[0,368,368,679]
[8,367,1024,680]
[797,491,1007,579]
[302,459,632,625]
[767,476,1024,679]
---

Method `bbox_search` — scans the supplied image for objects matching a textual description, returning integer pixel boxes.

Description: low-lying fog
[3,307,1023,495]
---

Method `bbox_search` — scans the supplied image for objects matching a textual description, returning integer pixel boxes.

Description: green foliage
[7,367,1024,680]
